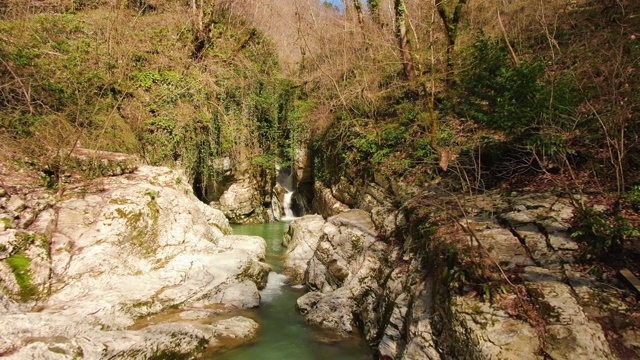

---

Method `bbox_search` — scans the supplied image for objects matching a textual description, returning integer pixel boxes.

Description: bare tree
[352,0,364,26]
[394,0,416,82]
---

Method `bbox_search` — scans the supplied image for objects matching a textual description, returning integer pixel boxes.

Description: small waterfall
[259,271,289,303]
[278,166,299,220]
[282,191,296,220]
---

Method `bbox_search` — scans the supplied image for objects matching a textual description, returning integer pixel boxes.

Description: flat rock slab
[453,296,541,360]
[328,209,376,236]
[523,266,615,360]
[467,220,535,268]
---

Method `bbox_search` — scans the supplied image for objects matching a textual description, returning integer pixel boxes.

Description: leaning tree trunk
[394,0,416,82]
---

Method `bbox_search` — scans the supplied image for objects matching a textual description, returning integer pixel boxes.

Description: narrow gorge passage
[211,221,372,360]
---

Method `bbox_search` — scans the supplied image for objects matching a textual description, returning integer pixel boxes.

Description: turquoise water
[211,222,372,360]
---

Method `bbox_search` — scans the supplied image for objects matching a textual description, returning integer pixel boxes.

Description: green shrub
[458,37,581,134]
[571,207,639,258]
[626,185,640,212]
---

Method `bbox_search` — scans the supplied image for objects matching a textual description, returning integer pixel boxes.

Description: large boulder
[217,179,274,224]
[0,164,269,358]
[282,215,326,284]
[293,210,386,335]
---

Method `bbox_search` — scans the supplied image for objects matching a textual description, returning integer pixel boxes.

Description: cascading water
[209,169,369,359]
[278,166,298,221]
[282,191,296,220]
[211,223,371,360]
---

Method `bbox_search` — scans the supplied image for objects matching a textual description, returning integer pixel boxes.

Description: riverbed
[211,222,372,360]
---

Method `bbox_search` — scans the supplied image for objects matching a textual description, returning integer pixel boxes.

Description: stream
[212,221,372,360]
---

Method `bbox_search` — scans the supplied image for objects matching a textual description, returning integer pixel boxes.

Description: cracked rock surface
[284,188,639,359]
[0,160,268,359]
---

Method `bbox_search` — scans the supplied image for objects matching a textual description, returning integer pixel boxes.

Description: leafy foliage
[457,37,580,136]
[0,3,308,192]
[571,207,639,258]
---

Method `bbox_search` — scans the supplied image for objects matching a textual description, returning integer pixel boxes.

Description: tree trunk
[352,0,364,26]
[436,0,467,77]
[191,0,207,57]
[368,0,382,26]
[394,0,416,82]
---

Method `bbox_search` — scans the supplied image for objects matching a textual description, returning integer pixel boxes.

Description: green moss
[39,234,50,257]
[16,232,36,250]
[131,299,154,309]
[1,217,13,229]
[109,197,132,205]
[114,199,160,257]
[115,208,127,218]
[6,253,37,300]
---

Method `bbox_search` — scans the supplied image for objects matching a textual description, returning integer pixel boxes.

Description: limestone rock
[297,289,355,334]
[271,183,286,221]
[293,209,385,336]
[67,147,140,178]
[523,266,615,360]
[357,182,394,211]
[203,205,233,236]
[1,314,259,360]
[287,190,638,359]
[0,164,269,358]
[452,296,541,360]
[466,218,535,269]
[282,215,326,284]
[312,181,349,217]
[330,178,358,207]
[218,179,269,224]
[370,206,401,238]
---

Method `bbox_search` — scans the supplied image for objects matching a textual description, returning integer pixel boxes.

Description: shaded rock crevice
[284,191,638,359]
